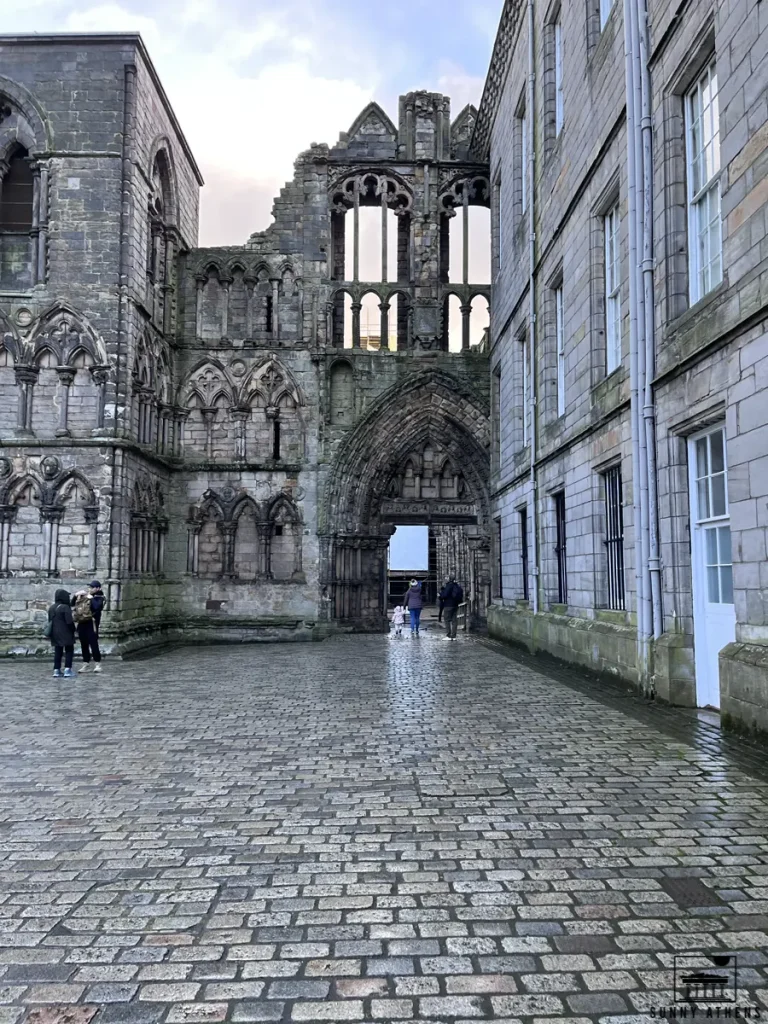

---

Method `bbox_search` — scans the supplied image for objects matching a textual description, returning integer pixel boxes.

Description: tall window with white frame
[599,0,613,29]
[685,59,722,302]
[554,490,567,605]
[520,507,529,601]
[554,14,564,136]
[521,335,529,446]
[603,465,625,610]
[604,201,621,373]
[556,285,565,417]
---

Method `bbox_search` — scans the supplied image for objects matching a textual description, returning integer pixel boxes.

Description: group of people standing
[46,582,105,678]
[391,574,464,640]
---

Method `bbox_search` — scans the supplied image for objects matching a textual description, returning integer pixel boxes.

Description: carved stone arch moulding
[147,136,179,226]
[439,174,491,215]
[321,369,490,535]
[13,302,109,370]
[0,74,52,155]
[329,169,413,216]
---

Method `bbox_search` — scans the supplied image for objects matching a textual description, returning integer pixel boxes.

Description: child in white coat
[391,604,405,636]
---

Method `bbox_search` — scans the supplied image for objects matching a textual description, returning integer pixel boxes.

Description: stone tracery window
[330,171,412,291]
[128,479,168,574]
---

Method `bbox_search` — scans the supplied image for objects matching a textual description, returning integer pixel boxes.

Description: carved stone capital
[90,365,110,385]
[0,504,18,524]
[55,366,76,386]
[14,365,38,386]
[40,504,65,524]
[83,505,99,525]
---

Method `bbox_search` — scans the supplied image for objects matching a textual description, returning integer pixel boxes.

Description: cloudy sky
[5,0,501,245]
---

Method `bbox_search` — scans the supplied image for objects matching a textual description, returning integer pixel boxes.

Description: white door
[688,425,736,709]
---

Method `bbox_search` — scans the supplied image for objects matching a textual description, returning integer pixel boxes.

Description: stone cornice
[470,0,525,162]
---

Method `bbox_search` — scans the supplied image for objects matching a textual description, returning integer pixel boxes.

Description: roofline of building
[0,32,205,186]
[470,1,524,162]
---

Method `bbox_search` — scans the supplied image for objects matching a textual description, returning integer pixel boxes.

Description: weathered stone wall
[1,40,491,652]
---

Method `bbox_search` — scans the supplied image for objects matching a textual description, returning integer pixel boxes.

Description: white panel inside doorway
[688,424,735,709]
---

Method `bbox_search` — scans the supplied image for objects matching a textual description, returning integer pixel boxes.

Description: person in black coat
[89,580,105,634]
[48,588,76,678]
[441,574,464,640]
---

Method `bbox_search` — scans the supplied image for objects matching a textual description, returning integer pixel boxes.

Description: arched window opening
[8,479,44,574]
[469,295,490,348]
[333,172,411,285]
[233,504,260,580]
[269,501,302,581]
[343,292,354,348]
[447,206,491,285]
[0,343,16,434]
[360,291,381,350]
[31,349,58,436]
[329,361,354,426]
[67,350,100,437]
[446,294,463,353]
[0,146,33,231]
[272,414,281,460]
[345,206,399,282]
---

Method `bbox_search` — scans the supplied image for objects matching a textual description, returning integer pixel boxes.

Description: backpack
[72,593,93,624]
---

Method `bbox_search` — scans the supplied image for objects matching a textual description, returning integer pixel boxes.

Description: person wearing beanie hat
[89,581,105,634]
[402,579,424,636]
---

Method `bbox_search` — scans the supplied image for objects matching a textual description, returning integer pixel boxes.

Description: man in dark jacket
[437,576,450,622]
[48,588,76,678]
[89,581,105,634]
[442,574,464,640]
[72,587,102,674]
[403,580,424,636]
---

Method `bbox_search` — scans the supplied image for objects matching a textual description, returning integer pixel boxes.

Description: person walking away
[72,588,102,673]
[403,579,424,636]
[89,580,105,635]
[442,574,464,640]
[48,588,76,678]
[437,576,451,623]
[391,603,405,637]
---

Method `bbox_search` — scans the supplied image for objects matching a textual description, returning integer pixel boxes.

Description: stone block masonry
[0,34,492,652]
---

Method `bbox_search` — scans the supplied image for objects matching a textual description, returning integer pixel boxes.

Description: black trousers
[53,645,74,671]
[444,605,458,638]
[77,621,101,663]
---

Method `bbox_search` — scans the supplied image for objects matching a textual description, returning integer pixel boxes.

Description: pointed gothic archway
[320,370,491,630]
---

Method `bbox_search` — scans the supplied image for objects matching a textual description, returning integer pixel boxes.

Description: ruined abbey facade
[0,34,490,652]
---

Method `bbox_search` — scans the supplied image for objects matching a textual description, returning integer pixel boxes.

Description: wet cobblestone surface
[1,630,767,1023]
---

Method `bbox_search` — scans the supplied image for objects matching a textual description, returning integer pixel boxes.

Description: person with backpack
[72,588,102,673]
[402,579,424,637]
[47,588,76,679]
[441,574,464,640]
[89,580,105,635]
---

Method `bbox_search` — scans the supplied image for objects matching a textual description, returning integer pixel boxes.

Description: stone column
[157,521,168,574]
[29,160,41,286]
[265,405,278,460]
[84,505,99,574]
[291,522,303,580]
[201,407,216,459]
[174,409,190,456]
[351,302,362,349]
[381,188,388,283]
[220,522,237,577]
[220,278,231,339]
[379,302,390,351]
[257,522,272,578]
[460,303,471,351]
[271,279,280,342]
[90,366,109,432]
[232,409,248,461]
[14,366,37,436]
[40,505,64,576]
[37,162,49,284]
[0,505,18,575]
[353,177,360,282]
[462,188,470,286]
[245,275,256,338]
[195,275,206,338]
[187,523,201,574]
[55,366,76,438]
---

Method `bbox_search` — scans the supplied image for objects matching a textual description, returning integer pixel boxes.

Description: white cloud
[435,61,485,117]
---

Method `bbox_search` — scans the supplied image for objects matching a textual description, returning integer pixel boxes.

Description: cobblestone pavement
[1,630,768,1024]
